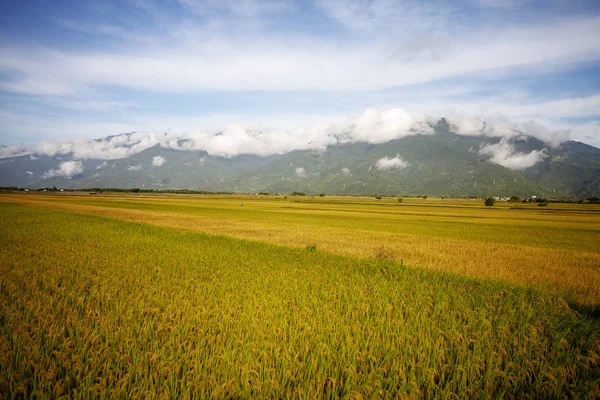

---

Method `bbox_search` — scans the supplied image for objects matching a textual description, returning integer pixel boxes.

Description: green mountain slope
[2,121,599,197]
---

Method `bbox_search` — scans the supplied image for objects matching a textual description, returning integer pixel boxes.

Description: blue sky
[1,0,600,148]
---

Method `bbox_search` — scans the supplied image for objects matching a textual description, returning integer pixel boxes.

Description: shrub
[375,196,382,200]
[305,244,317,252]
[537,199,548,207]
[397,197,403,203]
[485,197,496,206]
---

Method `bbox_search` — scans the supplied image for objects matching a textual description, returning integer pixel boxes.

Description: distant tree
[537,199,548,207]
[318,193,325,197]
[484,197,496,206]
[375,195,382,200]
[397,197,403,203]
[131,188,140,193]
[51,186,58,192]
[509,196,520,202]
[291,191,306,196]
[422,195,428,199]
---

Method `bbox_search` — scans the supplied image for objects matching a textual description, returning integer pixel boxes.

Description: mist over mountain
[1,116,599,197]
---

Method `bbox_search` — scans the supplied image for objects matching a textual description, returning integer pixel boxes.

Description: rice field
[2,193,599,304]
[1,193,599,398]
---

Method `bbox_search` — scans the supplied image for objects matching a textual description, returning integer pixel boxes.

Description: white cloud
[336,108,435,144]
[475,0,526,8]
[567,121,600,148]
[341,167,352,176]
[0,144,33,159]
[520,120,570,148]
[295,167,306,178]
[479,138,548,170]
[0,107,579,160]
[317,0,454,33]
[96,161,108,169]
[178,0,291,17]
[376,155,409,170]
[128,164,143,171]
[25,171,34,175]
[152,155,166,166]
[43,160,83,179]
[0,1,598,152]
[445,112,571,146]
[1,15,599,95]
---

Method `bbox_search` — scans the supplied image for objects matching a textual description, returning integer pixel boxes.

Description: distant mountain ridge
[1,120,599,197]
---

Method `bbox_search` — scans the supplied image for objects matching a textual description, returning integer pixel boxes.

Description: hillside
[1,120,599,197]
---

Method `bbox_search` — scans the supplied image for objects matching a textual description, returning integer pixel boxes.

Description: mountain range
[2,119,599,197]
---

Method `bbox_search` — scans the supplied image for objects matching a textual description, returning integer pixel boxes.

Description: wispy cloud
[178,0,292,17]
[317,0,455,33]
[2,15,599,96]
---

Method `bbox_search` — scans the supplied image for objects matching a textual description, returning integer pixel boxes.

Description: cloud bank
[0,108,436,159]
[0,108,572,171]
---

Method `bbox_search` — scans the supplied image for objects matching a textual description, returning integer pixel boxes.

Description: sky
[1,0,600,152]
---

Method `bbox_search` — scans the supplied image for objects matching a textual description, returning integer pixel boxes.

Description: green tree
[485,197,496,206]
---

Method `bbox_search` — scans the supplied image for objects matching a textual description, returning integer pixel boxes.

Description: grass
[1,202,599,398]
[1,193,599,304]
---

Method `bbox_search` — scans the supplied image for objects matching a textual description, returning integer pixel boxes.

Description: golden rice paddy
[1,193,599,397]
